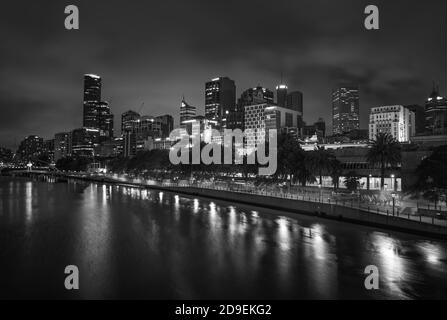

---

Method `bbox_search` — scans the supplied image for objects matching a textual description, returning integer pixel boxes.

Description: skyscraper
[286,91,303,113]
[54,132,71,161]
[180,97,196,127]
[332,85,360,135]
[83,74,102,128]
[238,86,274,107]
[97,101,114,141]
[276,84,288,108]
[155,115,174,138]
[286,91,304,127]
[205,77,236,128]
[121,110,141,134]
[425,83,447,135]
[228,86,274,130]
[16,135,44,162]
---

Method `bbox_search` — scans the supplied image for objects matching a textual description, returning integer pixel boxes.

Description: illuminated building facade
[332,86,360,135]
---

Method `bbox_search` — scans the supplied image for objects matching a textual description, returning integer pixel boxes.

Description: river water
[0,177,446,299]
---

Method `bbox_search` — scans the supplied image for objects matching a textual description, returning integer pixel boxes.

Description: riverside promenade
[4,169,447,238]
[51,171,447,239]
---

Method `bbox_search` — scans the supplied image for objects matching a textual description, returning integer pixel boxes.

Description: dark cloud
[1,0,447,149]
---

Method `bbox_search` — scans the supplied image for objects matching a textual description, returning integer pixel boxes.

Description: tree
[412,145,447,206]
[344,171,360,192]
[329,158,343,190]
[308,146,335,185]
[274,133,307,187]
[366,133,401,190]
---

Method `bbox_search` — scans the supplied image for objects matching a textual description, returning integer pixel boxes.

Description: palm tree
[309,146,334,186]
[366,132,401,190]
[329,158,343,190]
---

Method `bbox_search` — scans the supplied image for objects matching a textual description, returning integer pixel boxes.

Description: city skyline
[2,0,447,150]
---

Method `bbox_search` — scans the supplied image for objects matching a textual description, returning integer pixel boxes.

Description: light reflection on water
[1,177,447,299]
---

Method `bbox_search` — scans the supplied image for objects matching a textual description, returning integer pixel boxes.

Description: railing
[159,180,447,228]
[19,171,447,229]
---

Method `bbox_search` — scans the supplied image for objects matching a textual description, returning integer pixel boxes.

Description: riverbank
[51,173,447,240]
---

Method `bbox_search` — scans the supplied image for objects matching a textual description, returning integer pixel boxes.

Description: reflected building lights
[159,192,164,203]
[25,181,32,224]
[193,198,199,213]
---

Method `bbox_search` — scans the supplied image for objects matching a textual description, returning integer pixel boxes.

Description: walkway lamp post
[391,192,397,216]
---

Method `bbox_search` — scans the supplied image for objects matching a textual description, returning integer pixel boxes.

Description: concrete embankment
[163,186,447,240]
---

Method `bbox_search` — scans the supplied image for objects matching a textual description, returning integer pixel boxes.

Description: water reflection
[1,177,447,299]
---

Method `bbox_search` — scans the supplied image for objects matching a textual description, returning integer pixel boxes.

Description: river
[0,177,446,299]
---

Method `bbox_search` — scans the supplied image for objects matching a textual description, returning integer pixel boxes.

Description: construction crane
[138,102,145,114]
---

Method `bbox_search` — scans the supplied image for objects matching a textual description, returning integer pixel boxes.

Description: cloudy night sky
[1,0,447,149]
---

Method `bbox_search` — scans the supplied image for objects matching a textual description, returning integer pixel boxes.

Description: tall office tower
[332,85,360,135]
[369,105,415,142]
[425,83,447,135]
[83,74,102,128]
[43,139,55,163]
[71,127,100,157]
[314,118,326,137]
[180,97,196,127]
[244,104,301,147]
[16,135,44,162]
[228,86,274,130]
[286,91,304,127]
[54,132,71,161]
[405,104,426,135]
[276,83,288,108]
[121,110,141,134]
[238,86,274,107]
[155,115,174,138]
[286,91,303,113]
[205,77,236,129]
[97,101,114,142]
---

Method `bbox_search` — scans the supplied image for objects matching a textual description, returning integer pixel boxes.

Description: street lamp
[391,192,397,216]
[391,174,395,191]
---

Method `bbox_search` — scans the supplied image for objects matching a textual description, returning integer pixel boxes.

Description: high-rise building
[425,84,447,135]
[0,147,13,164]
[180,98,196,127]
[155,115,174,138]
[314,118,326,137]
[97,101,114,141]
[43,139,55,163]
[238,86,274,107]
[123,131,137,158]
[83,74,102,128]
[332,85,360,135]
[244,104,301,146]
[54,132,71,161]
[369,105,415,142]
[405,104,426,135]
[276,84,288,108]
[121,110,141,134]
[228,86,274,130]
[205,77,236,128]
[71,128,100,157]
[16,135,44,163]
[286,91,303,113]
[286,90,304,127]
